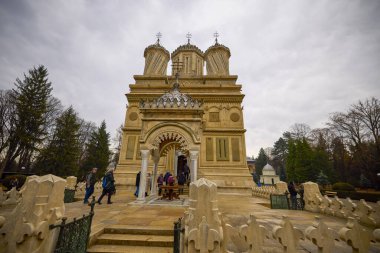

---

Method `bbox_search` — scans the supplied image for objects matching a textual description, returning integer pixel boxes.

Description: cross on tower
[156,32,162,45]
[213,31,219,44]
[171,58,183,85]
[186,32,192,44]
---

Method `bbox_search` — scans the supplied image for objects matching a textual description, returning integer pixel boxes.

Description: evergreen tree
[316,171,330,186]
[1,66,56,174]
[294,138,313,182]
[81,120,111,176]
[255,148,268,176]
[286,139,296,182]
[34,107,81,177]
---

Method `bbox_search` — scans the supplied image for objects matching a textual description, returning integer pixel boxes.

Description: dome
[263,163,275,171]
[139,82,202,109]
[144,42,170,58]
[171,43,204,58]
[262,163,276,176]
[204,42,231,58]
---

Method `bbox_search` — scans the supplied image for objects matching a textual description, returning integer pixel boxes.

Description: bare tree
[0,90,16,159]
[289,123,311,140]
[351,97,380,155]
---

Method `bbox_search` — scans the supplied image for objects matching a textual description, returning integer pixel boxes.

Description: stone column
[189,150,199,182]
[151,162,159,196]
[137,150,150,202]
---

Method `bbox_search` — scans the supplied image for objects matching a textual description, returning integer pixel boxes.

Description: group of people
[134,169,189,198]
[83,167,116,205]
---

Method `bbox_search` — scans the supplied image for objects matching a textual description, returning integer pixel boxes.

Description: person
[167,173,175,186]
[184,162,190,181]
[177,172,186,194]
[84,167,98,204]
[164,171,171,185]
[288,181,298,210]
[11,178,19,190]
[134,171,141,197]
[157,173,164,196]
[97,168,115,204]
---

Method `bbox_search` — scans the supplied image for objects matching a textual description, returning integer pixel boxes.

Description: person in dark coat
[288,181,298,210]
[178,172,186,194]
[84,167,98,204]
[97,168,116,204]
[134,171,141,197]
[164,171,171,185]
[157,173,164,196]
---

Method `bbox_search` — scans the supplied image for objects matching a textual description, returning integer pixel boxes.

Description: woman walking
[97,168,116,204]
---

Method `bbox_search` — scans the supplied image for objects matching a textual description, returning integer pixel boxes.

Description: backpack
[102,176,108,188]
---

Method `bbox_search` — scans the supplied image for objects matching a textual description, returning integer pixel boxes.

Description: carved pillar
[189,150,199,183]
[150,150,160,196]
[137,150,150,202]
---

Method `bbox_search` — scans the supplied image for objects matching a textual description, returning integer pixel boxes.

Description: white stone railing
[251,181,288,199]
[185,178,380,253]
[303,181,380,228]
[0,174,66,253]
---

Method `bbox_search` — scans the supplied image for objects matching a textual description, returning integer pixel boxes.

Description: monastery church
[115,34,255,197]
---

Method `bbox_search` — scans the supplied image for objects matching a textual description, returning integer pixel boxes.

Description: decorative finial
[156,32,162,45]
[213,31,219,44]
[186,32,192,44]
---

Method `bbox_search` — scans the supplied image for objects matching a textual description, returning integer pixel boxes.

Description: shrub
[332,182,355,191]
[2,174,27,190]
[336,191,380,203]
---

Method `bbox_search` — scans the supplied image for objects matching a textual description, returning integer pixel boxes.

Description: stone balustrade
[251,181,288,199]
[303,181,380,228]
[0,174,66,253]
[186,178,380,253]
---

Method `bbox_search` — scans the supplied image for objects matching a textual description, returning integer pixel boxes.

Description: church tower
[116,33,254,197]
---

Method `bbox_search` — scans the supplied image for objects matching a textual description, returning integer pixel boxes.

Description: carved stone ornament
[230,113,240,122]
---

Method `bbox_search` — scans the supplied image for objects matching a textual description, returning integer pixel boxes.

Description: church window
[209,112,220,122]
[216,138,229,161]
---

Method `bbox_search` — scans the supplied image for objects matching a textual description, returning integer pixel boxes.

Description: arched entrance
[136,126,200,202]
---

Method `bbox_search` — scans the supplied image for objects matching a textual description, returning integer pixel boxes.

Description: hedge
[336,191,380,203]
[332,182,355,191]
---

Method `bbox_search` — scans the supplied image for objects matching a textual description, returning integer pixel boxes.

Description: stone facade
[116,37,254,195]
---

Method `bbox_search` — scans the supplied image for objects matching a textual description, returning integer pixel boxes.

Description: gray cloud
[1,0,379,156]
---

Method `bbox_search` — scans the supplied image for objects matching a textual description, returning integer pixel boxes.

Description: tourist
[164,171,171,185]
[178,172,186,194]
[157,173,164,195]
[97,168,115,205]
[84,167,98,204]
[146,172,151,196]
[287,181,297,210]
[184,162,190,181]
[134,171,141,197]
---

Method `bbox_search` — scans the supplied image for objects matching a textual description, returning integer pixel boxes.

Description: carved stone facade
[116,37,254,194]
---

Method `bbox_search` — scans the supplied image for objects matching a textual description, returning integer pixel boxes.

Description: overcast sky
[1,0,379,157]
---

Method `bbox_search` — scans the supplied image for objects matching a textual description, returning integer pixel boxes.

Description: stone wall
[251,181,288,199]
[0,174,66,253]
[302,181,380,228]
[185,178,380,252]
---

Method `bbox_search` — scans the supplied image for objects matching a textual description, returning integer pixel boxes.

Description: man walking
[84,167,98,204]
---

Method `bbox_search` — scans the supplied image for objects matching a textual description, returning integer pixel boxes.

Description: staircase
[87,225,173,253]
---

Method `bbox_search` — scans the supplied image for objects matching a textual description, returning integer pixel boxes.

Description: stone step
[87,244,172,253]
[96,233,174,247]
[104,225,173,236]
